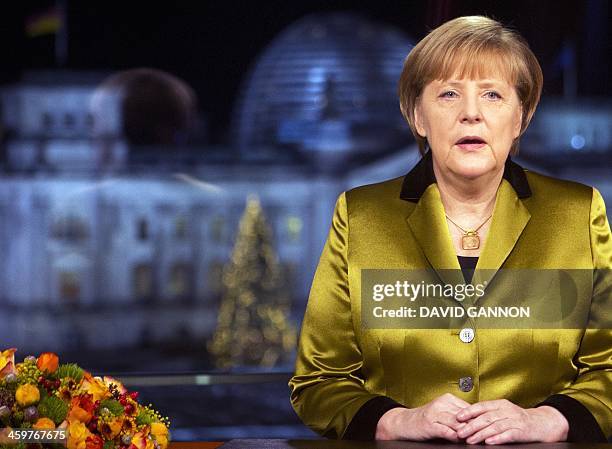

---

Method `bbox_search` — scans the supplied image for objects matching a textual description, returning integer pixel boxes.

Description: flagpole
[55,0,68,67]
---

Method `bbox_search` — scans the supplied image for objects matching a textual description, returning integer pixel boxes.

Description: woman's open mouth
[455,136,487,151]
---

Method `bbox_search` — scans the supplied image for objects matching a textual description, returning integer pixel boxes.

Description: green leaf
[135,410,154,426]
[99,399,124,417]
[56,364,84,382]
[37,396,69,425]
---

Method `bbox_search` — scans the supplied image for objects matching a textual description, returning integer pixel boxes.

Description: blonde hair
[398,16,543,155]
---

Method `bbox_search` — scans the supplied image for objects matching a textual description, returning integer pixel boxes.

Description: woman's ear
[512,104,523,139]
[413,101,427,137]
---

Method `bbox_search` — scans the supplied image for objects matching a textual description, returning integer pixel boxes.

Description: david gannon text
[372,306,531,318]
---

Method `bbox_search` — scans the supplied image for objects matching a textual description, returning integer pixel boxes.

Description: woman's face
[414,74,523,180]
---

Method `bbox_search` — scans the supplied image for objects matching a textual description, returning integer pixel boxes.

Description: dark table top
[206,439,610,448]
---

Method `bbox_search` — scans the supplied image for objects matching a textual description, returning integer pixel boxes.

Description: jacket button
[459,376,473,392]
[459,328,475,343]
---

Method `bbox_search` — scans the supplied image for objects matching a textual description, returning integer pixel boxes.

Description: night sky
[1,0,610,144]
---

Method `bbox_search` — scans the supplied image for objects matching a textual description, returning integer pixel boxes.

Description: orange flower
[68,395,95,423]
[0,348,16,378]
[33,418,56,430]
[130,431,154,449]
[37,352,59,373]
[68,404,92,424]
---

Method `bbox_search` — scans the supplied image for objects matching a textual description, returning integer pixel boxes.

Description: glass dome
[232,13,414,165]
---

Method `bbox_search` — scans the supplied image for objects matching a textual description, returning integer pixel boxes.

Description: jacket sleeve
[288,192,398,438]
[538,187,612,441]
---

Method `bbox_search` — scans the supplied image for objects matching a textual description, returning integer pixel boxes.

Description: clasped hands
[375,393,569,444]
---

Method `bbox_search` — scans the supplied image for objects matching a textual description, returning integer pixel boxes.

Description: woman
[289,16,611,444]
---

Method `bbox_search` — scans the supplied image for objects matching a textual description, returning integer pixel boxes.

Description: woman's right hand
[375,393,471,441]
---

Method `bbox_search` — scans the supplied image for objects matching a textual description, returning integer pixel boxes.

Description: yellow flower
[80,373,110,402]
[122,417,137,434]
[103,376,126,395]
[0,348,16,378]
[154,434,168,449]
[15,384,40,406]
[99,417,123,439]
[150,422,169,449]
[67,420,91,449]
[150,422,168,437]
[33,418,56,430]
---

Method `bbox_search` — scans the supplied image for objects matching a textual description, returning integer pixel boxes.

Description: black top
[457,255,478,283]
[399,150,532,203]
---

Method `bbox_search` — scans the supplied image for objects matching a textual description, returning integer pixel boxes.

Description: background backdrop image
[0,0,610,440]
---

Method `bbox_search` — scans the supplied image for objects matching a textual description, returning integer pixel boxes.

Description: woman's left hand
[455,399,569,444]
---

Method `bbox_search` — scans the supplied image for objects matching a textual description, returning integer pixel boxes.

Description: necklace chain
[445,214,492,234]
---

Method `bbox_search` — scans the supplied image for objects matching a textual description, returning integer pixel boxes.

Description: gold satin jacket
[289,153,612,439]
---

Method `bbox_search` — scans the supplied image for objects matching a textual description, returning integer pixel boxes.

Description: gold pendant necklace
[445,214,492,250]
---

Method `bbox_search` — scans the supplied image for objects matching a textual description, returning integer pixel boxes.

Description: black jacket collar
[399,150,532,202]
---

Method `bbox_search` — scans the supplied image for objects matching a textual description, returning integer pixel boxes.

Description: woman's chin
[448,159,498,180]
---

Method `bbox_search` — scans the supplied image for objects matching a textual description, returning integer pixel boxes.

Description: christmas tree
[208,195,297,369]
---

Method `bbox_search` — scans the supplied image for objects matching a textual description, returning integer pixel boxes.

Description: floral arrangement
[0,349,170,449]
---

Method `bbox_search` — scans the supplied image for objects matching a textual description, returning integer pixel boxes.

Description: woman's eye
[485,91,502,99]
[440,91,457,98]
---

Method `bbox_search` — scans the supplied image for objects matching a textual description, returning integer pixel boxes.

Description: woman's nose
[459,96,482,123]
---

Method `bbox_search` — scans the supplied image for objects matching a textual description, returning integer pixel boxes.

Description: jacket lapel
[472,179,531,289]
[406,184,464,287]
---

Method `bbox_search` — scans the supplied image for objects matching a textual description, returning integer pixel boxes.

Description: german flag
[25,6,63,38]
